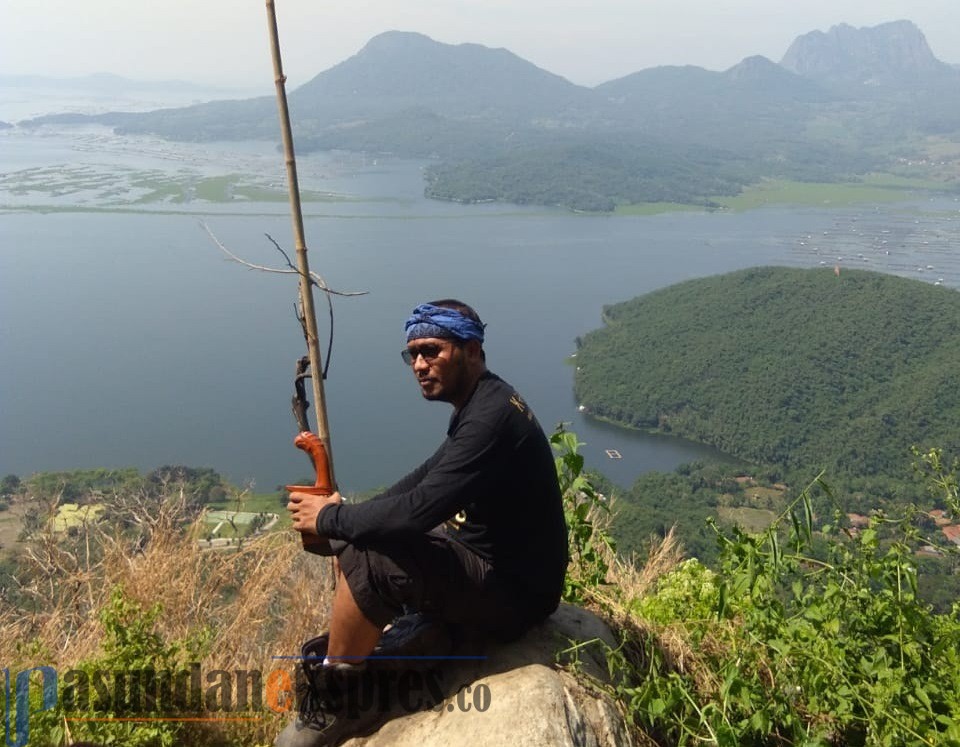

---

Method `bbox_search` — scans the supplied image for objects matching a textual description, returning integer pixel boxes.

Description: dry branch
[200,221,366,298]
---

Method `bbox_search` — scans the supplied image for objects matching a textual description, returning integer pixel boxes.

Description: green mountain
[291,30,599,124]
[594,57,829,149]
[19,23,960,210]
[573,267,960,477]
[25,31,600,143]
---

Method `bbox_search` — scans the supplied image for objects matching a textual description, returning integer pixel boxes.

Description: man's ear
[464,339,484,363]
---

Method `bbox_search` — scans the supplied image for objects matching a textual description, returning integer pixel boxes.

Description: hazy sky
[2,1,957,89]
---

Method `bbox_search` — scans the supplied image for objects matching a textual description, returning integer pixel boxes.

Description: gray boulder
[342,603,633,747]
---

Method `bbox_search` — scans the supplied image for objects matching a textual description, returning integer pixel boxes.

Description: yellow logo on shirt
[446,510,468,531]
[509,393,534,421]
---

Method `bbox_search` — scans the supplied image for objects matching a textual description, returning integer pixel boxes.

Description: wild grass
[1,487,335,745]
[712,177,923,211]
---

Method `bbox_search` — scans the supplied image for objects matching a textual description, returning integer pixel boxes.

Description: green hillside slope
[22,24,960,212]
[574,267,960,476]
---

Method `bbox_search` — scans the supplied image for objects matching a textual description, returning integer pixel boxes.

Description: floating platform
[605,449,622,459]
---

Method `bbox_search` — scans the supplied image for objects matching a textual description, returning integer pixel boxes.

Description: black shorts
[331,530,545,641]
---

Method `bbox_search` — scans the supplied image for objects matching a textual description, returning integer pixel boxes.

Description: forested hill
[21,22,960,212]
[573,267,960,477]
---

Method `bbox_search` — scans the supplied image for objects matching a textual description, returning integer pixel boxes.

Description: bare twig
[263,231,297,268]
[203,221,342,377]
[267,232,335,377]
[200,221,366,298]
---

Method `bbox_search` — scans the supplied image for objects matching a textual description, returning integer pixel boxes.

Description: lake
[2,126,958,493]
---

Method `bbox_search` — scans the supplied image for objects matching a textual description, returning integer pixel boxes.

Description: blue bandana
[404,304,485,343]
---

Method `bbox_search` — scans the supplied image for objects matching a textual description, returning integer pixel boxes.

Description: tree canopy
[574,267,960,478]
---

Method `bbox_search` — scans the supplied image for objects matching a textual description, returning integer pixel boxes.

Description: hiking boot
[274,685,347,747]
[275,647,370,747]
[275,696,384,747]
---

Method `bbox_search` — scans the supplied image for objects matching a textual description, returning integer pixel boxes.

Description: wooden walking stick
[265,0,336,554]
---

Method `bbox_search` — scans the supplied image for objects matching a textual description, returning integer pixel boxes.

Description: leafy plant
[552,425,616,603]
[612,472,960,745]
[28,587,196,747]
[913,446,960,519]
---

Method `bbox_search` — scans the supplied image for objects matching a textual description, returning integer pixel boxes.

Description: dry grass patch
[0,489,336,746]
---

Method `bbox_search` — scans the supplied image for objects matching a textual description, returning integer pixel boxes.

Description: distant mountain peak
[358,30,439,52]
[780,19,954,86]
[291,29,592,124]
[719,55,827,100]
[724,55,789,81]
[351,30,515,65]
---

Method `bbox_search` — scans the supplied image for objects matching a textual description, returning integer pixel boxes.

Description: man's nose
[413,353,429,370]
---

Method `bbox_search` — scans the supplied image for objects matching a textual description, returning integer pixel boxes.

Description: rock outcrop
[341,604,633,747]
[780,20,956,87]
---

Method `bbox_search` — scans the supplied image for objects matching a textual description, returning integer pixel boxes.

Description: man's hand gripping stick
[285,431,336,556]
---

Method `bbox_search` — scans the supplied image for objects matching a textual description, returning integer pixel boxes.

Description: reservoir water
[2,127,958,492]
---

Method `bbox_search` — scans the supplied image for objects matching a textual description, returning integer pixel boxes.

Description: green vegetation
[711,175,942,211]
[0,474,18,513]
[422,130,903,212]
[4,430,960,744]
[609,463,732,565]
[614,202,706,216]
[0,164,353,209]
[552,428,615,602]
[26,467,145,503]
[425,139,751,212]
[6,466,232,553]
[608,453,960,614]
[146,465,227,504]
[574,267,960,479]
[0,474,20,495]
[622,511,960,744]
[22,465,227,506]
[30,588,198,747]
[572,441,960,745]
[575,267,960,607]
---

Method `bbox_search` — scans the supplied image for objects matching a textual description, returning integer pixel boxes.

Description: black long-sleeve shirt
[316,371,568,610]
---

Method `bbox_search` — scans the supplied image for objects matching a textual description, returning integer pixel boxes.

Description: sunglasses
[401,342,453,365]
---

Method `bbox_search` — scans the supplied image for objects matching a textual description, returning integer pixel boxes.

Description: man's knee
[334,542,417,627]
[333,541,363,578]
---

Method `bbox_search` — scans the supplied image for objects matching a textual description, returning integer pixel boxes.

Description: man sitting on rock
[279,299,568,746]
